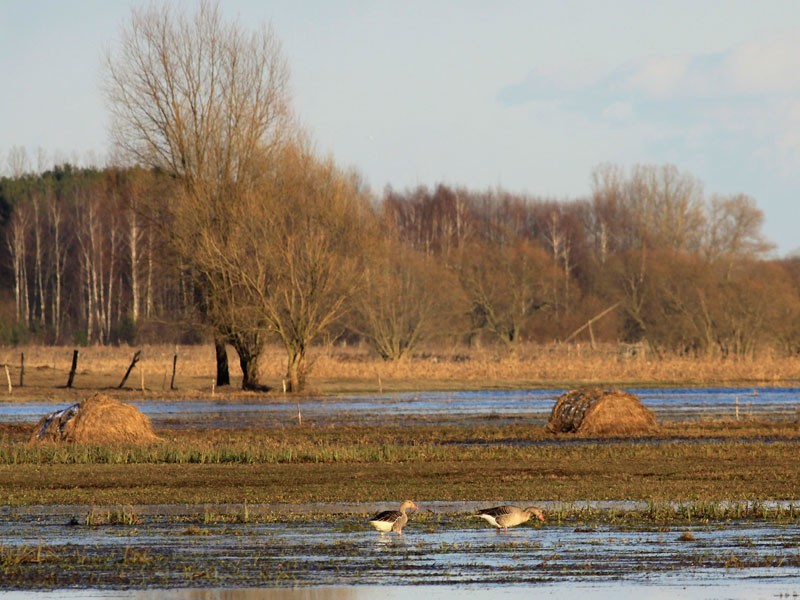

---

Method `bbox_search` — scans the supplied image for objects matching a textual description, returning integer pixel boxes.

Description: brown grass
[546,388,657,436]
[0,342,799,401]
[29,393,160,445]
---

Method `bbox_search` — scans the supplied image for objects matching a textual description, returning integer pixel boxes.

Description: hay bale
[29,393,160,444]
[546,387,656,436]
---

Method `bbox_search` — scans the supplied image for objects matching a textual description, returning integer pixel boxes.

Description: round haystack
[546,388,656,436]
[29,393,160,444]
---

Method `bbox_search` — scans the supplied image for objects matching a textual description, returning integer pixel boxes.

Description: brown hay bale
[546,387,656,436]
[29,393,160,444]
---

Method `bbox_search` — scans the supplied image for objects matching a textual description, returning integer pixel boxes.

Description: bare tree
[354,239,465,360]
[48,189,65,341]
[5,205,30,326]
[459,239,558,350]
[704,194,774,267]
[105,0,292,387]
[591,163,705,252]
[199,145,372,391]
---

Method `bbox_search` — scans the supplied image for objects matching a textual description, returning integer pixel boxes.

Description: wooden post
[563,301,622,345]
[140,365,145,392]
[170,352,178,390]
[19,352,24,387]
[66,350,79,388]
[4,365,11,394]
[118,350,142,389]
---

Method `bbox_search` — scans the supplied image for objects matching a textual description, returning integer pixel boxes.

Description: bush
[111,316,138,346]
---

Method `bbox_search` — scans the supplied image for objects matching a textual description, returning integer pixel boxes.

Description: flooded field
[2,387,799,598]
[1,502,799,597]
[2,387,798,428]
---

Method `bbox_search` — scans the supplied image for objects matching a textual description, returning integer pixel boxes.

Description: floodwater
[2,388,800,598]
[2,387,799,428]
[1,503,799,598]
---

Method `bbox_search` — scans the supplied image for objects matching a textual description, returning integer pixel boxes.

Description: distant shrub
[111,316,138,346]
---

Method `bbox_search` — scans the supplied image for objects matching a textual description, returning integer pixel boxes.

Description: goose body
[476,505,544,532]
[369,500,418,535]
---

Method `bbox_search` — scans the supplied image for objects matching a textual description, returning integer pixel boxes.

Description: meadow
[1,342,799,400]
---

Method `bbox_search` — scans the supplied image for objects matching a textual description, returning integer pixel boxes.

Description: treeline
[0,164,188,346]
[376,164,800,359]
[1,161,799,361]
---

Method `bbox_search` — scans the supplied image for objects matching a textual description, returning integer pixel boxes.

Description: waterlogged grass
[2,514,800,589]
[1,420,799,505]
[2,418,799,465]
[84,505,140,526]
[545,500,800,526]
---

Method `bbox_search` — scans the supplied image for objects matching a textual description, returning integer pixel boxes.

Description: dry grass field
[1,342,798,401]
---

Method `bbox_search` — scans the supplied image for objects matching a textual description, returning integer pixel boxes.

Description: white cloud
[725,30,800,94]
[624,55,689,97]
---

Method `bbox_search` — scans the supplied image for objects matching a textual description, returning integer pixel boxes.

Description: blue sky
[1,0,798,255]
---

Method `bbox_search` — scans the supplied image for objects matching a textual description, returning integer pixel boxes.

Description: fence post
[170,351,178,390]
[66,350,79,388]
[118,350,142,389]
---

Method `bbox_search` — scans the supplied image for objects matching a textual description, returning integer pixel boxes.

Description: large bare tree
[104,0,292,388]
[195,143,372,391]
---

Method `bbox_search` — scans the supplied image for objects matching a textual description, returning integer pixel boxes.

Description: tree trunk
[6,214,25,324]
[145,230,153,318]
[230,332,266,391]
[214,336,230,387]
[129,208,140,322]
[33,195,46,327]
[50,199,63,342]
[105,220,117,341]
[286,349,306,393]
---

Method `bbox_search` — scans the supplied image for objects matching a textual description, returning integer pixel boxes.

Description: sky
[1,0,799,256]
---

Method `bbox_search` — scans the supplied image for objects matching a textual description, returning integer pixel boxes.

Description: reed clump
[85,505,140,526]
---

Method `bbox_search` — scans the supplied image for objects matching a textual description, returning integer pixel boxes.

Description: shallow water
[2,387,798,428]
[1,504,799,595]
[3,389,800,598]
[5,582,800,600]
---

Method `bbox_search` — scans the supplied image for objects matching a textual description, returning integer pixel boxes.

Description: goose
[476,505,545,532]
[368,500,419,535]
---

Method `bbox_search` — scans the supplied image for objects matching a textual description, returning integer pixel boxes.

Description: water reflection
[1,508,799,593]
[135,590,357,600]
[5,583,800,600]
